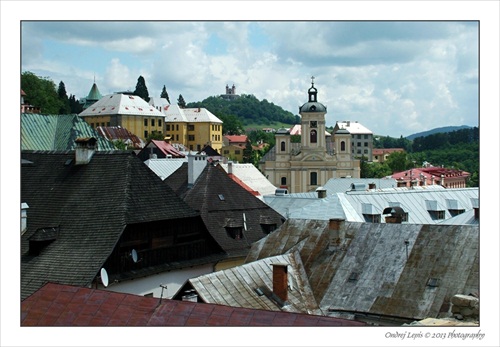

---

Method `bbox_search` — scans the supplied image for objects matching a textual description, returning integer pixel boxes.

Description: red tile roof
[224,135,248,143]
[21,283,365,327]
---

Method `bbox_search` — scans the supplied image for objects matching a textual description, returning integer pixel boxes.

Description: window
[310,172,318,185]
[310,129,317,143]
[166,124,170,131]
[176,135,179,141]
[281,141,286,151]
[107,122,110,126]
[364,149,368,154]
[235,150,240,154]
[357,142,361,147]
[188,124,194,131]
[223,150,229,154]
[176,124,179,131]
[364,142,368,147]
[341,141,346,151]
[363,214,381,223]
[151,119,155,127]
[188,135,195,141]
[144,119,148,126]
[144,130,148,138]
[281,177,287,186]
[261,223,277,234]
[357,135,361,139]
[158,119,162,127]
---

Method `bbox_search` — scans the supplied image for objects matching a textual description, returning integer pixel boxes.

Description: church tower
[299,76,327,153]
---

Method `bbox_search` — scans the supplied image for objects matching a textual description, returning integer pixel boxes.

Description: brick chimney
[75,137,97,165]
[368,182,376,190]
[272,264,288,303]
[187,152,207,188]
[329,218,345,247]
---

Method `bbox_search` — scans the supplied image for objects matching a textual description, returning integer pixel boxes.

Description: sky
[2,2,500,347]
[19,20,480,138]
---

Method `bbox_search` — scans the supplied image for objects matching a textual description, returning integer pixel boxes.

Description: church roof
[79,94,163,117]
[86,82,102,101]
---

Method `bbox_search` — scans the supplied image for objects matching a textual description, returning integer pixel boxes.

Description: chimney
[368,182,376,190]
[272,264,288,303]
[21,202,29,235]
[187,152,207,188]
[316,187,326,198]
[228,161,233,175]
[75,137,97,165]
[329,218,345,247]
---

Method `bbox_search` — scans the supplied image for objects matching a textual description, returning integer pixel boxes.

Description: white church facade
[259,78,361,193]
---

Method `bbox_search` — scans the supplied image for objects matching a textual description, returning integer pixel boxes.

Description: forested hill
[187,94,299,126]
[406,125,472,140]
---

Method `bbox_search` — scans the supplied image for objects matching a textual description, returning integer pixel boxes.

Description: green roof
[21,113,116,151]
[87,83,102,101]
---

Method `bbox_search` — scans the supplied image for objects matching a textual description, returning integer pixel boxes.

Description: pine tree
[160,85,170,104]
[133,75,150,102]
[57,81,71,114]
[177,94,186,108]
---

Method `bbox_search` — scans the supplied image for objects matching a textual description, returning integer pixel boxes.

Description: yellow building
[79,93,164,142]
[162,104,223,152]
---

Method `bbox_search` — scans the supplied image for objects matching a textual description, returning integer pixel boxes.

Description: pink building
[391,167,470,188]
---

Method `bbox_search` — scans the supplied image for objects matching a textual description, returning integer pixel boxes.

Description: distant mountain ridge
[406,125,473,140]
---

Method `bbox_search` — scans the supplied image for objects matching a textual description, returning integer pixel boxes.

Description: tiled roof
[224,135,248,143]
[21,282,365,327]
[246,219,479,322]
[21,113,115,151]
[21,151,201,300]
[167,163,285,257]
[391,167,470,181]
[79,93,163,117]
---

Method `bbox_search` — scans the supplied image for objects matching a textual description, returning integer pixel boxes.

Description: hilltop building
[220,84,239,100]
[332,120,374,161]
[259,78,361,193]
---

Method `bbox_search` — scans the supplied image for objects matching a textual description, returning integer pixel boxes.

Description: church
[259,78,360,193]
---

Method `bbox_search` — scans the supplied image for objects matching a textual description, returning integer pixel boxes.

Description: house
[21,282,364,327]
[372,148,405,163]
[21,140,225,300]
[136,139,186,161]
[78,93,165,141]
[332,120,374,161]
[390,167,470,188]
[163,104,223,152]
[219,161,278,198]
[21,89,41,113]
[259,79,361,193]
[165,154,285,270]
[242,219,479,325]
[95,125,145,149]
[223,134,248,147]
[21,113,116,151]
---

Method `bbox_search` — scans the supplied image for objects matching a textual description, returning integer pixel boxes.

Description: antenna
[157,284,168,307]
[100,268,109,287]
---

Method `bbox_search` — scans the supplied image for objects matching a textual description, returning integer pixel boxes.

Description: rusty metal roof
[246,219,479,323]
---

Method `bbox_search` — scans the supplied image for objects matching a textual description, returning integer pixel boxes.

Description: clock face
[310,121,317,128]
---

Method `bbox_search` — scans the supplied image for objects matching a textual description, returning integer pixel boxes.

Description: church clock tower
[299,76,327,153]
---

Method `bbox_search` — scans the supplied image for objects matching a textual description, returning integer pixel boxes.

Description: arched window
[310,172,318,185]
[310,130,317,143]
[341,141,346,151]
[280,141,286,152]
[281,177,287,186]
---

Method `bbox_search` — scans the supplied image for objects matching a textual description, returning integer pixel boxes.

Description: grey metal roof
[144,158,187,180]
[246,219,479,322]
[219,163,278,197]
[438,209,478,225]
[189,252,322,314]
[322,177,398,193]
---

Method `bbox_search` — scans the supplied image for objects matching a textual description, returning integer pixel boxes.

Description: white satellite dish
[100,267,109,287]
[131,249,138,263]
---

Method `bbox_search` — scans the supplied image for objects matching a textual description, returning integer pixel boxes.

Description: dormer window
[224,218,243,240]
[28,226,59,255]
[260,215,277,234]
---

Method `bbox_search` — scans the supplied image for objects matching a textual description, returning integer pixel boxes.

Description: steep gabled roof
[167,163,285,257]
[21,151,200,300]
[21,113,115,151]
[137,139,186,159]
[219,162,278,197]
[246,219,479,322]
[22,282,365,327]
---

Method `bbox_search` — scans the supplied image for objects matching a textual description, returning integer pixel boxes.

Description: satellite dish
[100,268,109,287]
[131,249,138,263]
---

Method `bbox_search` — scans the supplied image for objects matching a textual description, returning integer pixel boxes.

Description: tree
[385,151,410,173]
[177,94,186,108]
[146,131,165,142]
[21,71,62,114]
[160,85,170,104]
[133,75,150,102]
[69,94,83,114]
[57,81,71,114]
[242,140,253,164]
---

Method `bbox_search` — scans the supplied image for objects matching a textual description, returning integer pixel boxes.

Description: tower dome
[299,77,327,113]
